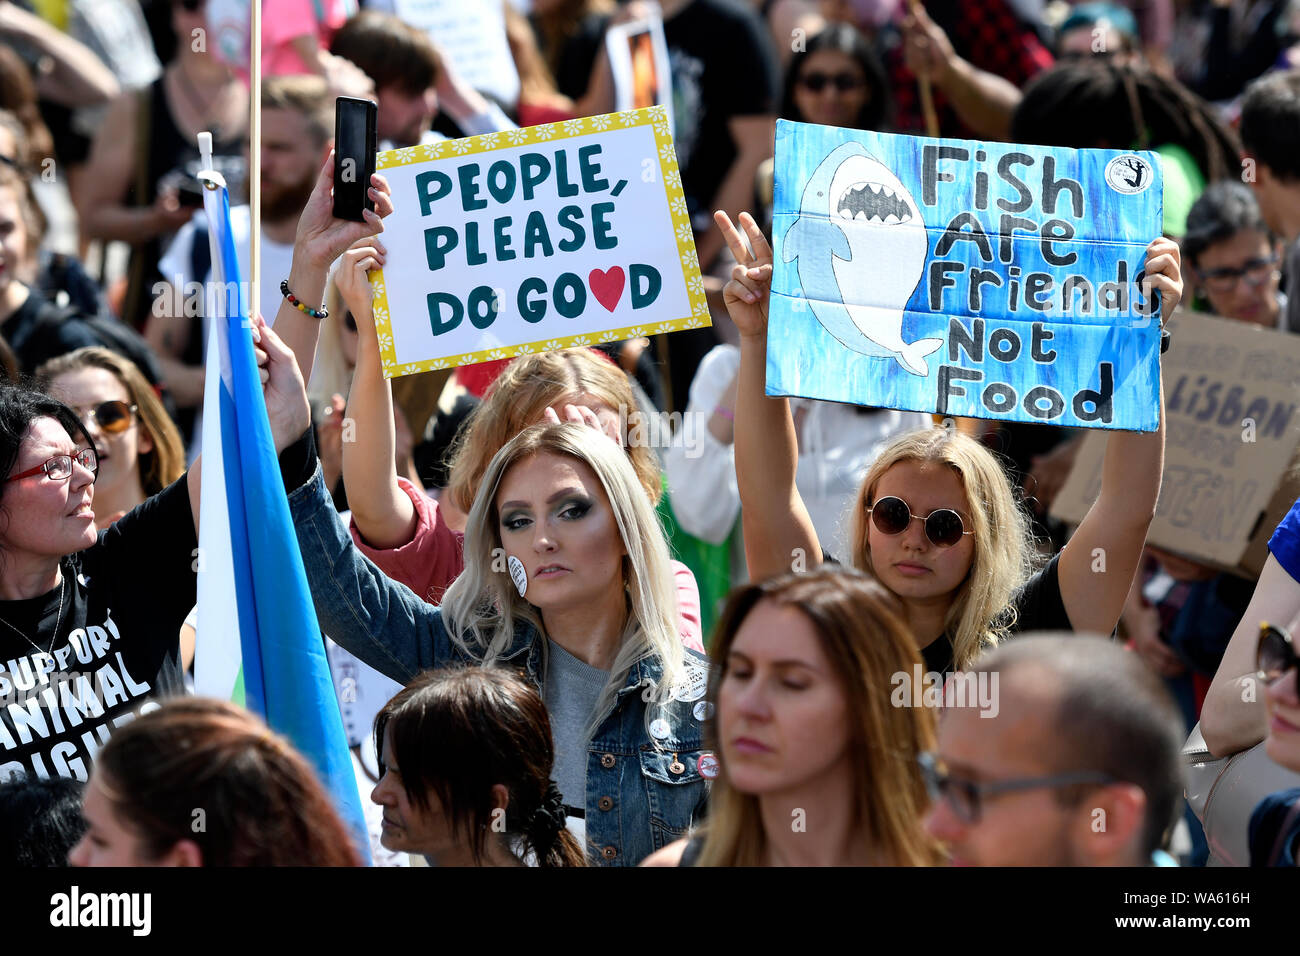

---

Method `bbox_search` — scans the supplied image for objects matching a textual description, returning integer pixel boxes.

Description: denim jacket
[287,464,711,866]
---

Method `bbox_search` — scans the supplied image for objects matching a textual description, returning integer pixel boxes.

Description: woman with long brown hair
[644,566,944,867]
[373,666,585,867]
[69,697,361,866]
[37,347,186,530]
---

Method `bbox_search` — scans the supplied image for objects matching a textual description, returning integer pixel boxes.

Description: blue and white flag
[192,166,371,864]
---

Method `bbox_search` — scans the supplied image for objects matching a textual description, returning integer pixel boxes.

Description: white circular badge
[507,555,528,597]
[1104,154,1154,195]
[672,664,708,702]
[693,700,714,722]
[649,718,671,740]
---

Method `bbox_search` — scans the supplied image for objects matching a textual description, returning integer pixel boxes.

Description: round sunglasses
[866,495,973,548]
[75,400,137,436]
[1258,621,1299,684]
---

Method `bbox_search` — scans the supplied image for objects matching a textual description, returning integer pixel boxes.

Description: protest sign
[393,0,520,108]
[768,120,1165,431]
[1051,311,1300,577]
[369,106,708,378]
[606,7,675,136]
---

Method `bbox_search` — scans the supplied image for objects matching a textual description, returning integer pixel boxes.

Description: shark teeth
[836,181,912,224]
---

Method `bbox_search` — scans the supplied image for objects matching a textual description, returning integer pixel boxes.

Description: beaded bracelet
[280,279,328,320]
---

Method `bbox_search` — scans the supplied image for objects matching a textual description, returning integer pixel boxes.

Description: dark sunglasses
[918,752,1115,825]
[342,311,357,333]
[866,495,973,548]
[797,71,865,94]
[76,400,137,435]
[1258,621,1299,684]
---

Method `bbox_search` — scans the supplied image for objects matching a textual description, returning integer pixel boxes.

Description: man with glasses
[921,634,1186,866]
[1183,181,1285,330]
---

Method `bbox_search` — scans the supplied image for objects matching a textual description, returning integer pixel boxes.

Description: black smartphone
[176,177,207,208]
[333,96,378,222]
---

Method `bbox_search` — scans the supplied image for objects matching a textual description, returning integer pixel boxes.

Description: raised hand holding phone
[333,96,378,222]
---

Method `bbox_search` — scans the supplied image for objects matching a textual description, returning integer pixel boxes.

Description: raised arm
[275,153,393,385]
[902,4,1021,139]
[334,238,418,549]
[80,92,194,243]
[715,211,821,580]
[257,310,445,682]
[0,0,119,107]
[1058,237,1179,634]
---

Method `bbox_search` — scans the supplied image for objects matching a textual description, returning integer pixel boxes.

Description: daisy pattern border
[372,106,709,379]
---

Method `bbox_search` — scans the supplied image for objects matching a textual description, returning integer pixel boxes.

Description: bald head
[972,634,1186,856]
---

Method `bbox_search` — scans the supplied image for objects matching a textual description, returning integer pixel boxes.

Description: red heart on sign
[588,267,625,313]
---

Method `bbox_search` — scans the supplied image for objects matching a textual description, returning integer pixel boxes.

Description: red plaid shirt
[885,0,1055,136]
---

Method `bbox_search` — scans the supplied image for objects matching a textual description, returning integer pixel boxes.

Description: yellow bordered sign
[369,106,709,378]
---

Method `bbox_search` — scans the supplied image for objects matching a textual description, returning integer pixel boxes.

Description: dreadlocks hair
[1010,59,1240,186]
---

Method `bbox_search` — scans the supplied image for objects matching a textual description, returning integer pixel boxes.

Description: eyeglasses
[918,752,1116,825]
[797,71,865,94]
[5,447,98,483]
[75,400,137,436]
[1199,256,1278,294]
[866,495,973,548]
[1258,621,1299,684]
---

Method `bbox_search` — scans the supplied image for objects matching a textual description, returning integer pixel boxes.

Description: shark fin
[783,216,851,263]
[897,337,944,376]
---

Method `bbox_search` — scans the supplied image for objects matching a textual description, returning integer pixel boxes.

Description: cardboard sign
[606,6,675,137]
[369,107,708,377]
[393,0,520,108]
[1051,311,1300,577]
[768,120,1164,431]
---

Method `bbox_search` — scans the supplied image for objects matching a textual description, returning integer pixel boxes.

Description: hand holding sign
[335,237,389,339]
[1142,237,1184,325]
[714,210,774,338]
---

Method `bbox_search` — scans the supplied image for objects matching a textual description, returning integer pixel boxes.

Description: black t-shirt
[919,552,1072,673]
[0,476,196,782]
[539,11,611,102]
[662,0,779,220]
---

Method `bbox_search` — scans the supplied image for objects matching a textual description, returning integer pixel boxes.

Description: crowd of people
[0,0,1299,872]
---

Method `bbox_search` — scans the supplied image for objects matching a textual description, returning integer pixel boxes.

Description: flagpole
[250,0,262,323]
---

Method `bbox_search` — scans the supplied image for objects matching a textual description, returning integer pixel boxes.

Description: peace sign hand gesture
[714,210,774,340]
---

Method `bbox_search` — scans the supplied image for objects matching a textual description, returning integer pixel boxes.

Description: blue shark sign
[768,120,1165,431]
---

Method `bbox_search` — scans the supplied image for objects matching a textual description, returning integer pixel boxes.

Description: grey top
[544,639,609,811]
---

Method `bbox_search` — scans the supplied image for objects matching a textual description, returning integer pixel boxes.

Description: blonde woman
[718,211,1180,671]
[276,410,708,865]
[332,240,703,650]
[644,566,943,867]
[37,347,186,530]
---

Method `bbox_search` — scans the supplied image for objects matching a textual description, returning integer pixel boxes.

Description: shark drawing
[781,141,942,376]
